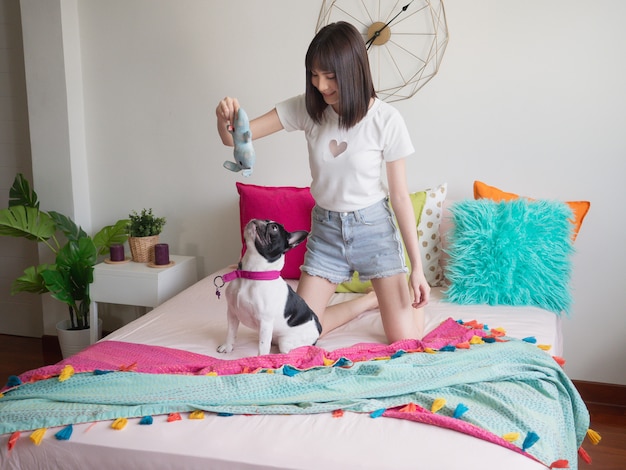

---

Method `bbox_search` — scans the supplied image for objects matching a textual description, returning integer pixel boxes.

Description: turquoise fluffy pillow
[443,199,574,315]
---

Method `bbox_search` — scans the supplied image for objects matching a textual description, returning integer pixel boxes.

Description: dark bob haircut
[305,21,376,129]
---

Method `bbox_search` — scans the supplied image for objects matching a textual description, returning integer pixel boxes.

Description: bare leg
[371,274,424,342]
[297,272,378,337]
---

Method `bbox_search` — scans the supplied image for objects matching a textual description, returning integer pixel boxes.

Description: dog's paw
[217,343,233,354]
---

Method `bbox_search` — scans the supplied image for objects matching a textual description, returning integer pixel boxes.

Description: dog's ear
[286,230,308,251]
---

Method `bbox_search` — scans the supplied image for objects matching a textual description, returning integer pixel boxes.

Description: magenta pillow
[236,182,315,279]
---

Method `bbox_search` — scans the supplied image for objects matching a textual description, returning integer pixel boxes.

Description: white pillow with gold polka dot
[418,182,447,286]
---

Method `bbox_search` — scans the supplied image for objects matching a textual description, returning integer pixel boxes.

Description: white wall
[19,0,626,385]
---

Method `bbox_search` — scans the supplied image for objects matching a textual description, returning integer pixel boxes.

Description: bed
[0,181,593,470]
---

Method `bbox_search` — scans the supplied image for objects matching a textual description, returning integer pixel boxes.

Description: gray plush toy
[223,108,255,177]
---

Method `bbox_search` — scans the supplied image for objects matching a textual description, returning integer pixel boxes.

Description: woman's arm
[386,158,430,308]
[215,97,284,146]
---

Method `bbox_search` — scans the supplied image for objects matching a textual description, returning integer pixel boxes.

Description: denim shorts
[302,198,408,284]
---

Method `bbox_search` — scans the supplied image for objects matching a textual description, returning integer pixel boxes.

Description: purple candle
[109,244,124,262]
[154,243,170,265]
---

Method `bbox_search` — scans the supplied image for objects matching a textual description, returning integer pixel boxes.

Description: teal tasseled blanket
[0,319,589,467]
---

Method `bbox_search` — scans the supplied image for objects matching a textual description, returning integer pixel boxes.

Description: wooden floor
[1,334,624,468]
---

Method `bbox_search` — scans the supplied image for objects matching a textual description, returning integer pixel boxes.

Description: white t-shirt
[275,94,414,212]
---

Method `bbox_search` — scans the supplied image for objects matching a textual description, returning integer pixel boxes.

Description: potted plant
[0,174,129,356]
[127,208,166,263]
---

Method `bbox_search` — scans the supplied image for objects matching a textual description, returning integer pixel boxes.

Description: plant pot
[56,318,103,359]
[128,235,160,263]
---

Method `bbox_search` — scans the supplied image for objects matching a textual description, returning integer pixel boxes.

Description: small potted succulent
[127,208,166,263]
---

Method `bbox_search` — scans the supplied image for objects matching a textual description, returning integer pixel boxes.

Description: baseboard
[573,380,626,407]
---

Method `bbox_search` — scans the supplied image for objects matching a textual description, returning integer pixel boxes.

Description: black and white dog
[216,219,322,356]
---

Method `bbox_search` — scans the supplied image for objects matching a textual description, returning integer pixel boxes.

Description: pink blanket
[15,318,485,385]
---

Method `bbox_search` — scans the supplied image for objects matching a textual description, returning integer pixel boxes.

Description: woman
[216,21,429,342]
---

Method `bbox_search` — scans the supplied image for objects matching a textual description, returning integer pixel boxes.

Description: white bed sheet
[1,267,563,470]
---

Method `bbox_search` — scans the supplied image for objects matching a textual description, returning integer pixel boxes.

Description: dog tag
[213,275,225,299]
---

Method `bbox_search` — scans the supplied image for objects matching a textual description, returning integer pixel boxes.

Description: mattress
[103,267,564,358]
[0,267,577,470]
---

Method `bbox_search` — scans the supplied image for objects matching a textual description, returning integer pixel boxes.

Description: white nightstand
[89,255,198,343]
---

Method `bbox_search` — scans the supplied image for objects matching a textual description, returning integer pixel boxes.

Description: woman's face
[311,68,339,111]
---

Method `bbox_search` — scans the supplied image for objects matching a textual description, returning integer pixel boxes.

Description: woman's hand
[410,268,430,309]
[215,97,283,146]
[216,97,239,125]
[216,97,240,146]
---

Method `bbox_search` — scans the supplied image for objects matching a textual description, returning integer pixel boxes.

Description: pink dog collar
[213,269,281,299]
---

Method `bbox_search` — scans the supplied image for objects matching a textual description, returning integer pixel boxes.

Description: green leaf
[41,238,95,328]
[0,206,56,242]
[11,265,53,295]
[41,268,75,305]
[49,211,87,243]
[8,173,39,208]
[53,238,96,299]
[93,219,130,256]
[128,208,165,237]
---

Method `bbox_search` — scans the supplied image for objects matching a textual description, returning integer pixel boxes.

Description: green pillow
[443,198,574,314]
[336,191,427,293]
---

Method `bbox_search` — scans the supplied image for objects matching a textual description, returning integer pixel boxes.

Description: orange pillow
[473,180,590,241]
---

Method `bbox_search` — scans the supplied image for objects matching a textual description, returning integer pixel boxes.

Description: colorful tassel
[282,365,300,376]
[30,428,46,446]
[502,432,520,443]
[111,418,128,430]
[332,409,344,418]
[217,412,233,417]
[333,357,352,367]
[58,365,75,382]
[369,408,386,418]
[431,398,446,413]
[537,344,552,351]
[439,345,456,352]
[94,369,113,375]
[586,428,601,445]
[453,403,469,419]
[391,350,406,359]
[522,336,537,344]
[189,410,205,420]
[139,416,153,425]
[6,375,22,388]
[549,460,570,468]
[84,422,98,433]
[55,425,73,441]
[167,412,182,422]
[206,371,218,376]
[8,431,20,451]
[424,347,436,354]
[399,403,417,413]
[323,357,334,366]
[522,431,540,451]
[469,335,483,345]
[119,362,137,372]
[456,342,470,349]
[483,337,496,343]
[464,320,482,329]
[578,447,592,464]
[490,327,506,337]
[552,356,566,367]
